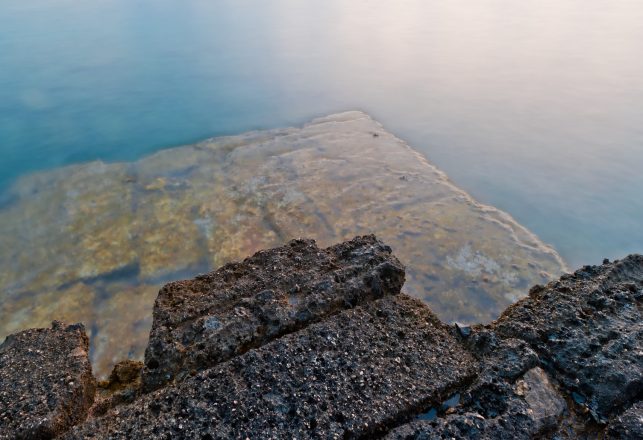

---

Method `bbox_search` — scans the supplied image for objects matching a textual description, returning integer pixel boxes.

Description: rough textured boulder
[0,321,95,439]
[386,335,568,440]
[387,366,566,440]
[607,402,643,439]
[142,235,405,391]
[493,255,643,423]
[386,255,642,439]
[67,295,476,439]
[0,237,641,439]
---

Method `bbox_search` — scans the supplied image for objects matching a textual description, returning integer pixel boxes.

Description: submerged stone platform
[0,236,640,439]
[0,111,566,377]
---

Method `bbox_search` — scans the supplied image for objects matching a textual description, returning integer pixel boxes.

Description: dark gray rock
[386,255,642,440]
[0,321,95,439]
[1,238,641,439]
[66,295,477,439]
[387,348,566,439]
[518,367,567,433]
[142,234,405,392]
[493,255,643,423]
[607,402,643,439]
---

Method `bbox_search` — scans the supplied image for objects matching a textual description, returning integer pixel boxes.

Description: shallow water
[0,112,565,376]
[1,0,642,266]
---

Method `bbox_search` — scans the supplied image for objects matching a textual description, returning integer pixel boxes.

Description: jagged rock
[90,360,143,418]
[387,255,642,439]
[66,295,476,439]
[142,235,405,391]
[607,402,643,439]
[493,255,643,422]
[0,321,95,439]
[0,238,641,439]
[387,350,566,439]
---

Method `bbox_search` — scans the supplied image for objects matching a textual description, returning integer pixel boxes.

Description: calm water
[1,0,642,266]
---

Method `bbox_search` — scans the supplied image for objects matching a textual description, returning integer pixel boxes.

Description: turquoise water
[1,0,642,267]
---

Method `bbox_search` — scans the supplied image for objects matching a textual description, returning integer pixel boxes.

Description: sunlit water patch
[0,112,566,376]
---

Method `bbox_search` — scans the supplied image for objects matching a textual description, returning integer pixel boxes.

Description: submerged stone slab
[66,295,477,439]
[0,111,567,376]
[142,234,405,391]
[0,321,95,439]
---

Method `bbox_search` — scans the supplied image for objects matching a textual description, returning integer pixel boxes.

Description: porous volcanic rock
[386,339,567,440]
[0,321,95,439]
[607,401,643,439]
[493,255,643,423]
[67,295,476,439]
[387,255,642,440]
[142,234,405,391]
[1,238,641,439]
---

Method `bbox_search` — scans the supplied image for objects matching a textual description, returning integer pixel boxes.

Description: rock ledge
[0,236,640,439]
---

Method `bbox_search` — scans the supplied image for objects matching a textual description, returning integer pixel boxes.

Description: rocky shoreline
[1,235,641,439]
[0,111,566,376]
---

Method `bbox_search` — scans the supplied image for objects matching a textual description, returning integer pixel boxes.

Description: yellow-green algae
[0,111,567,377]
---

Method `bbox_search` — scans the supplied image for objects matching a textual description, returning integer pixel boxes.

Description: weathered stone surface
[386,255,642,440]
[142,234,405,391]
[108,360,143,385]
[0,321,95,439]
[493,255,643,422]
[0,111,566,377]
[67,295,476,439]
[387,344,566,440]
[1,239,640,439]
[607,401,643,439]
[90,360,144,418]
[518,367,567,432]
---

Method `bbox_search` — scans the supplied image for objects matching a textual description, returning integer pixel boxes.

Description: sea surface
[1,1,642,266]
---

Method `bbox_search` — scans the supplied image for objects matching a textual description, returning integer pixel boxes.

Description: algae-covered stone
[91,284,159,378]
[0,283,96,339]
[0,111,567,376]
